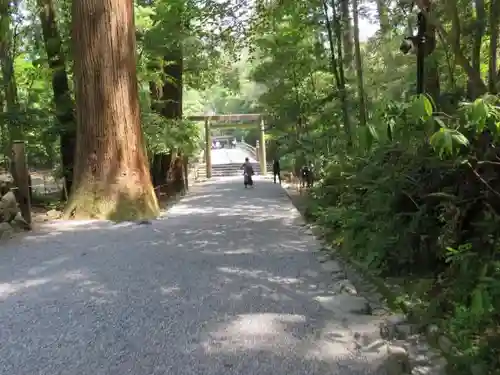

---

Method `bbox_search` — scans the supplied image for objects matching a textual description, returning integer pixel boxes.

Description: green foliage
[142,115,200,157]
[243,0,500,372]
[305,95,500,373]
[0,0,243,171]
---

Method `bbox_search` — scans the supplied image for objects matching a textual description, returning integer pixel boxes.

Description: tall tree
[488,0,500,92]
[160,47,186,194]
[339,0,353,66]
[376,0,390,34]
[148,49,185,195]
[323,0,352,145]
[66,0,159,220]
[469,0,486,97]
[0,0,21,142]
[37,0,76,198]
[352,0,367,127]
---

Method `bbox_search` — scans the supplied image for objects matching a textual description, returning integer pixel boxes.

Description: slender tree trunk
[332,0,352,146]
[423,7,440,103]
[148,79,169,190]
[488,0,500,92]
[161,48,185,195]
[0,0,32,201]
[340,0,353,67]
[352,0,367,127]
[468,0,486,97]
[66,0,159,220]
[37,0,76,198]
[322,0,341,86]
[0,0,21,142]
[376,0,390,35]
[322,0,352,146]
[418,0,487,97]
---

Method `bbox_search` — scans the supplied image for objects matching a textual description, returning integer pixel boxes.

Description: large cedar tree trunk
[38,0,76,198]
[66,0,159,220]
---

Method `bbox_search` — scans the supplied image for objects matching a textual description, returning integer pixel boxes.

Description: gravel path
[0,177,384,375]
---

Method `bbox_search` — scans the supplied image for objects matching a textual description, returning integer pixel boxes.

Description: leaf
[367,123,379,140]
[424,94,436,113]
[387,118,395,141]
[471,287,485,316]
[422,95,433,117]
[434,117,446,128]
[429,128,448,157]
[470,99,488,132]
[450,130,469,147]
[429,128,468,157]
[410,94,433,121]
[361,126,373,150]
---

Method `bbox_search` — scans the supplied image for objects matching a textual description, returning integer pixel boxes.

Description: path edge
[281,184,453,375]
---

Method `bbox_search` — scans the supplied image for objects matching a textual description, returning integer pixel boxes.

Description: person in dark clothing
[301,164,314,188]
[306,164,315,188]
[300,165,309,188]
[241,157,254,188]
[272,158,281,184]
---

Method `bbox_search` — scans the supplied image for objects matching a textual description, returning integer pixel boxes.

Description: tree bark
[322,0,352,147]
[0,0,31,202]
[340,0,353,67]
[66,0,159,220]
[423,7,440,103]
[0,0,21,142]
[376,0,390,35]
[148,80,169,190]
[322,0,341,86]
[161,48,186,195]
[488,0,500,92]
[37,0,76,198]
[417,0,487,98]
[331,0,352,146]
[468,0,486,97]
[352,0,367,127]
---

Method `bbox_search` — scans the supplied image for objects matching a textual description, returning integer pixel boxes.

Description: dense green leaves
[242,0,500,373]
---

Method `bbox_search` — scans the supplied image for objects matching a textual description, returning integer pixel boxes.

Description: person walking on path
[241,157,255,188]
[273,158,281,184]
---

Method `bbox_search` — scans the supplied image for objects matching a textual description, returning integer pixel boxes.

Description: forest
[0,0,499,373]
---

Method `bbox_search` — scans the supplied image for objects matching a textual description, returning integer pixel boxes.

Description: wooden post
[204,118,212,178]
[11,141,31,225]
[259,119,267,175]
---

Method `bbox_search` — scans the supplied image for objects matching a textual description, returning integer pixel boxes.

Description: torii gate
[186,114,267,178]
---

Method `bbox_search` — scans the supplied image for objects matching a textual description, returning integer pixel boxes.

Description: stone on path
[0,221,14,240]
[0,191,18,222]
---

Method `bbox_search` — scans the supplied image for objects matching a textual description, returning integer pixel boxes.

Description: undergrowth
[304,95,500,375]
